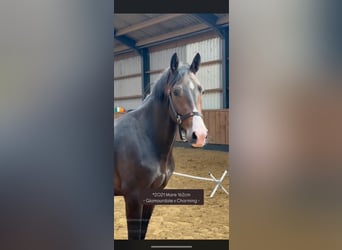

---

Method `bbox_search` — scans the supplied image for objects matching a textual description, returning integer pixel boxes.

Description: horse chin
[191,142,206,148]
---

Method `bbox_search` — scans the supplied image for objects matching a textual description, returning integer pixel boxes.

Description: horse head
[166,53,208,147]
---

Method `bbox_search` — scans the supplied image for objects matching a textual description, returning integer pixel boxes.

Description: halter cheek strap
[168,94,203,142]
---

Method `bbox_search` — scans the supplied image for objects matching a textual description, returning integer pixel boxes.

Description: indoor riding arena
[114,14,229,240]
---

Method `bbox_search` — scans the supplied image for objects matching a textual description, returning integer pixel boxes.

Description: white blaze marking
[189,80,195,90]
[192,115,208,147]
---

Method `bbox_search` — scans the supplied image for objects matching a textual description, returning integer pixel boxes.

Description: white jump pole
[173,170,229,198]
[209,170,229,198]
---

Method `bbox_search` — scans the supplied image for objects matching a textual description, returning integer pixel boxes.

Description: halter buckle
[176,115,182,124]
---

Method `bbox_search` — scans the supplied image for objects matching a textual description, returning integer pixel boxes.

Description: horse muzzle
[189,116,208,147]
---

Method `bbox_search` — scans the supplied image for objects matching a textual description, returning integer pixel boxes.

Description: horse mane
[149,64,190,102]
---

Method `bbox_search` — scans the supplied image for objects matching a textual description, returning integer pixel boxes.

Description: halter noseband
[168,93,202,142]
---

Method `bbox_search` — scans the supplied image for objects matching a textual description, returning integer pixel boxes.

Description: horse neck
[141,97,177,155]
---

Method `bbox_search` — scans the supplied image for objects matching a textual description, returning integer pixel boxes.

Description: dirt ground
[114,147,229,240]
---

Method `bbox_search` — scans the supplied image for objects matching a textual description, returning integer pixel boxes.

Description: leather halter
[168,93,203,142]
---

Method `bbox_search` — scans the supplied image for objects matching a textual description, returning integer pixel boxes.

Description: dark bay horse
[114,53,208,240]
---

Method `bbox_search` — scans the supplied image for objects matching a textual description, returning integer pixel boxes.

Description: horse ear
[170,53,179,72]
[190,53,201,74]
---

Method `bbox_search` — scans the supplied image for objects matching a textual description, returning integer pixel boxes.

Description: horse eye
[173,88,181,96]
[198,86,204,94]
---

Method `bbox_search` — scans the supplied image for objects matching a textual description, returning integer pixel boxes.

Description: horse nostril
[192,132,197,140]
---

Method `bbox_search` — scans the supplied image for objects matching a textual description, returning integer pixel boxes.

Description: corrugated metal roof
[114,14,228,55]
[114,14,161,30]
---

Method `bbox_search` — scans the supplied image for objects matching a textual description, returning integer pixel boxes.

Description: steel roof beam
[192,14,224,39]
[217,14,229,25]
[114,44,130,53]
[114,30,141,55]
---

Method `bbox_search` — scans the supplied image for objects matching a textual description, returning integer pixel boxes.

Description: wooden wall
[175,109,229,145]
[114,109,229,145]
[203,109,228,145]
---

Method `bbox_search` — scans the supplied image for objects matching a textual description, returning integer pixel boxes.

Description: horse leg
[140,204,155,239]
[124,194,143,240]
